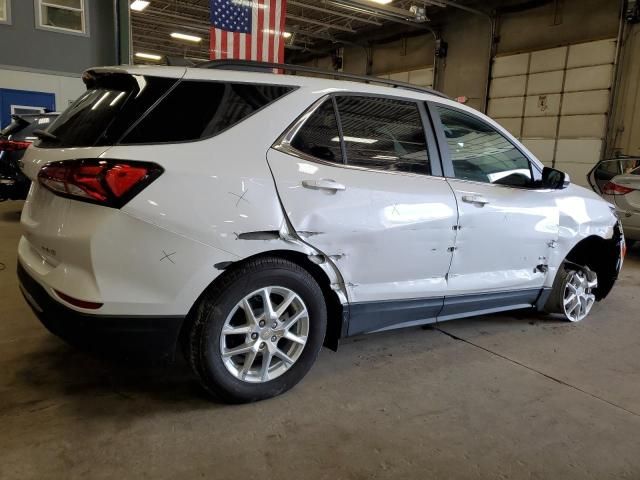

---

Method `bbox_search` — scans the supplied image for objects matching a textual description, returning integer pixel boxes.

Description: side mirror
[542,167,570,189]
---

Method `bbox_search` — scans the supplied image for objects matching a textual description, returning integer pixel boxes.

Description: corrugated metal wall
[488,38,616,186]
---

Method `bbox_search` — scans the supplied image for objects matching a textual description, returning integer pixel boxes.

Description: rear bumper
[17,262,184,361]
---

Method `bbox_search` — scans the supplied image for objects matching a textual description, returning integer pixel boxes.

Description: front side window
[336,96,430,175]
[36,0,87,35]
[435,105,533,187]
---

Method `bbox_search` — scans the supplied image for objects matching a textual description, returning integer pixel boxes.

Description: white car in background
[588,157,640,247]
[17,61,625,403]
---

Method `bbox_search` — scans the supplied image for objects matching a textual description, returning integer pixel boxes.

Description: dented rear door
[267,95,458,306]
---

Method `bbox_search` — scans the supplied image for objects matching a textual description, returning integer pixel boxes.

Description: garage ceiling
[131,0,490,64]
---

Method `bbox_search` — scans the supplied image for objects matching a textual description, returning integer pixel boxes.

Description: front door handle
[461,194,490,206]
[302,179,346,192]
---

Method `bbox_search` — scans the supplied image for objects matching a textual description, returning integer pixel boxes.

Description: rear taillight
[0,139,32,152]
[38,159,163,208]
[602,181,634,195]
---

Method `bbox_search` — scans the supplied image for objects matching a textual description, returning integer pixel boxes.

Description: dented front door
[445,180,559,295]
[267,148,458,304]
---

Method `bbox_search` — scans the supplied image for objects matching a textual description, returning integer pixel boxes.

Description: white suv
[18,61,625,403]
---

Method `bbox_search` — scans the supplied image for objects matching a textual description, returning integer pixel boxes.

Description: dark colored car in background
[0,113,59,202]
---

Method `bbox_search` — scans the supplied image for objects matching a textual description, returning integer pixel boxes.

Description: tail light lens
[0,139,32,152]
[602,181,634,195]
[38,159,163,208]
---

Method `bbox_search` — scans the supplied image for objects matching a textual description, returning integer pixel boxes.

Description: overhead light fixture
[263,29,293,38]
[135,52,162,61]
[367,0,393,4]
[130,0,150,11]
[170,32,202,43]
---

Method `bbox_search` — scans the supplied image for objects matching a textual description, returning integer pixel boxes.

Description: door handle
[302,179,346,192]
[461,194,490,206]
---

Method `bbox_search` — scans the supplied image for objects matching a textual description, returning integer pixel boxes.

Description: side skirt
[346,288,548,336]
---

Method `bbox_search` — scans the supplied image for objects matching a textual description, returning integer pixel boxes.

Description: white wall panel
[555,139,603,164]
[489,75,527,98]
[521,139,556,165]
[487,96,524,117]
[558,114,607,138]
[564,64,613,92]
[492,53,529,78]
[524,94,561,117]
[388,71,409,82]
[567,39,616,68]
[561,90,610,115]
[0,67,83,110]
[408,68,434,87]
[494,117,522,137]
[378,67,433,88]
[489,38,615,170]
[529,47,567,73]
[522,116,558,138]
[527,70,564,95]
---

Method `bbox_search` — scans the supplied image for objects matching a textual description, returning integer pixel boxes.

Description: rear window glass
[38,74,177,148]
[121,81,294,144]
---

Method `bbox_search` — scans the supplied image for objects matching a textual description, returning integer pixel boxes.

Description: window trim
[274,92,444,178]
[0,0,11,25]
[34,0,89,37]
[426,100,545,191]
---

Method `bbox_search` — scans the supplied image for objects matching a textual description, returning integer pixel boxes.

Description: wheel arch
[179,249,346,355]
[560,229,622,300]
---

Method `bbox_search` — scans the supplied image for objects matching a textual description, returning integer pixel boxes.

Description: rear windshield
[37,73,294,148]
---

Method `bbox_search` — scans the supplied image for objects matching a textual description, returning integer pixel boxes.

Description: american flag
[209,0,287,62]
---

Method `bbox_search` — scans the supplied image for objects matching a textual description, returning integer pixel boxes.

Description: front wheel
[185,257,327,403]
[545,265,598,322]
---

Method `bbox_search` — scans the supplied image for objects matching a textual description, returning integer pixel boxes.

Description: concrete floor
[1,200,640,480]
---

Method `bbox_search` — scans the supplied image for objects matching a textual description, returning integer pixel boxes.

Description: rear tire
[185,256,327,403]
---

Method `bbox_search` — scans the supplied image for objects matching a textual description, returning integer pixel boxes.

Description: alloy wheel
[220,286,309,383]
[562,269,597,322]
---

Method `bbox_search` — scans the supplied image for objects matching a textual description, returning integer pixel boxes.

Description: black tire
[544,266,573,317]
[185,256,327,403]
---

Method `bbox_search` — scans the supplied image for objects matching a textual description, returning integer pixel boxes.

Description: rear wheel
[545,265,598,322]
[185,257,327,403]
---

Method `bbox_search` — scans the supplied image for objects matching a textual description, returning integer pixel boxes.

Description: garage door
[377,67,434,89]
[488,39,616,186]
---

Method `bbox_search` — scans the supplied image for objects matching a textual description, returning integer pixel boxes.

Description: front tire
[545,264,598,322]
[186,257,327,403]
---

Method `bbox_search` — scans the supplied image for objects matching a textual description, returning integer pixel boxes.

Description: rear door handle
[461,194,490,206]
[302,179,346,192]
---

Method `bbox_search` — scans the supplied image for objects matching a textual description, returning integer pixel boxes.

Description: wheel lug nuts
[272,322,277,328]
[259,320,266,327]
[260,342,266,349]
[251,333,258,340]
[271,335,277,342]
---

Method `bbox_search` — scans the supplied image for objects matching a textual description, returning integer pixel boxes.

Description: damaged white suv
[18,61,624,402]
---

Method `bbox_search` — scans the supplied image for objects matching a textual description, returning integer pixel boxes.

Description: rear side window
[290,100,343,163]
[122,81,294,144]
[336,96,430,175]
[40,74,177,148]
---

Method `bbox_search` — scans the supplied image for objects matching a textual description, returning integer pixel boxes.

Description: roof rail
[197,59,448,99]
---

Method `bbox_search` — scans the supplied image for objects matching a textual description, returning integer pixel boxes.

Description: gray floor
[1,200,640,480]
